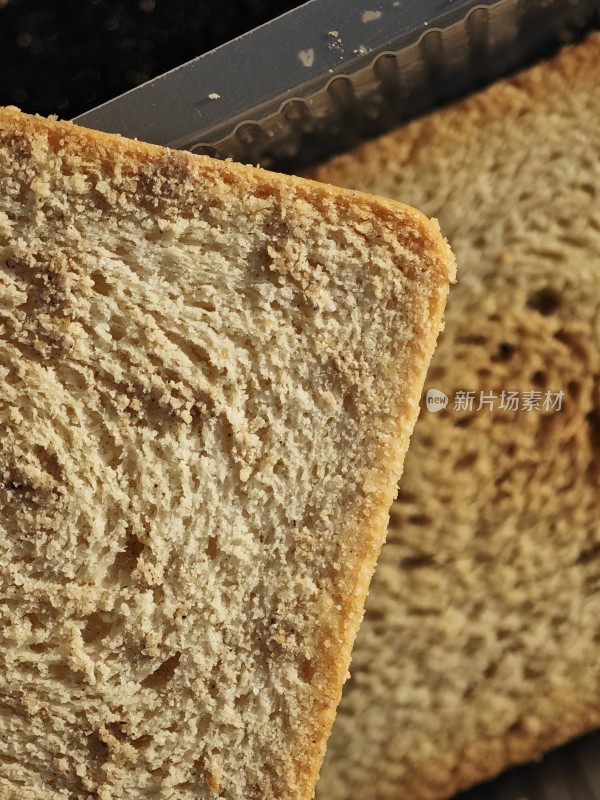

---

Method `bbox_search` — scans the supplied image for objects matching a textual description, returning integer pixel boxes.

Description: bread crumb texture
[310,31,600,800]
[0,108,453,800]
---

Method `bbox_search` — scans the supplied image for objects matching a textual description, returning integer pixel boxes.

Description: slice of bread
[0,107,454,800]
[309,32,600,800]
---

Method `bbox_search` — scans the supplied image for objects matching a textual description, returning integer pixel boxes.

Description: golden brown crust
[0,105,455,288]
[293,240,452,799]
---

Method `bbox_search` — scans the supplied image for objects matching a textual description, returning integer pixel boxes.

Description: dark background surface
[0,0,306,118]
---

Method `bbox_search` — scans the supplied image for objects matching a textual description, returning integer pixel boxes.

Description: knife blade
[73,0,599,170]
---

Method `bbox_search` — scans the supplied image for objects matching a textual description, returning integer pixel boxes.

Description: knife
[73,0,600,170]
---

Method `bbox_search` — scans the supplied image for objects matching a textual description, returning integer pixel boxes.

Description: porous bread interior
[0,109,453,800]
[311,32,600,800]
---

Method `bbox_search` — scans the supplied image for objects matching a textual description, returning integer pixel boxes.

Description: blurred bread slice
[0,107,454,800]
[310,31,600,800]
